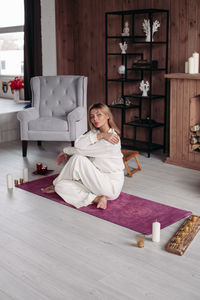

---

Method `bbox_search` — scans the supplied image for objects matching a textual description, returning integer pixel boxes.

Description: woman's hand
[98,132,119,144]
[56,151,68,165]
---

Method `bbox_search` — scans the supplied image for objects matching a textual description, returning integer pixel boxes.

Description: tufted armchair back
[17,75,88,156]
[31,76,86,117]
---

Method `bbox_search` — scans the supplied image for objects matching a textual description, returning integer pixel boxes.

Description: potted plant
[8,77,24,102]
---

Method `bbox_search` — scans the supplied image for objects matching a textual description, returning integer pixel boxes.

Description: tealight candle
[6,174,13,189]
[19,178,24,184]
[179,232,186,238]
[184,226,189,233]
[192,216,197,223]
[136,234,145,248]
[41,166,48,175]
[23,168,28,182]
[188,221,193,228]
[138,241,144,248]
[152,221,160,242]
[175,237,181,244]
[14,179,18,186]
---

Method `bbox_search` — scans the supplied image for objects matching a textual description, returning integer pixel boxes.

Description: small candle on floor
[23,168,28,182]
[41,166,48,174]
[175,237,181,244]
[152,221,160,242]
[136,234,145,248]
[192,216,197,223]
[36,163,43,173]
[14,179,18,186]
[179,232,186,238]
[188,221,193,228]
[6,174,13,189]
[20,178,24,184]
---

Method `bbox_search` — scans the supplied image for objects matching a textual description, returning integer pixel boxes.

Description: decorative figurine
[119,41,128,54]
[139,80,150,97]
[118,65,125,74]
[142,19,160,42]
[121,21,130,36]
[125,99,131,106]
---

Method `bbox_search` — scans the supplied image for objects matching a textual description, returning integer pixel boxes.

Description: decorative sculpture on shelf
[118,65,125,74]
[139,80,150,97]
[142,19,160,42]
[121,21,130,36]
[112,97,131,106]
[125,99,131,106]
[119,41,128,54]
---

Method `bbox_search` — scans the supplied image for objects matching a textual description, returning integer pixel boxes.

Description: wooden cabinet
[105,9,169,157]
[165,73,200,170]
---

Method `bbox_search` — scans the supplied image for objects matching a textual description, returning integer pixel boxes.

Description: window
[0,0,24,76]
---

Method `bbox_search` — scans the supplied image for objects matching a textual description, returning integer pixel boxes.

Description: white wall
[40,0,57,75]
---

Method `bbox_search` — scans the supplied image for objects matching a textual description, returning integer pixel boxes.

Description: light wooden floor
[0,140,200,300]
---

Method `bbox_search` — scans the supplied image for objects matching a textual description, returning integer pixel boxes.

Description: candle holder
[188,221,193,228]
[175,237,181,244]
[192,216,197,223]
[179,232,186,238]
[14,179,18,186]
[36,163,43,173]
[136,234,145,248]
[41,166,48,175]
[19,178,24,184]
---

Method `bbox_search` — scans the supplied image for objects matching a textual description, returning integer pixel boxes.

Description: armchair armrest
[17,107,39,140]
[17,107,39,123]
[67,106,86,140]
[67,106,85,123]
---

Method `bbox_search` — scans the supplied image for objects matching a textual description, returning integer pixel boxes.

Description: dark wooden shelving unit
[105,8,169,157]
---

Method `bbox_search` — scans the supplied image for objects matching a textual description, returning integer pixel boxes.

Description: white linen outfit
[53,128,124,208]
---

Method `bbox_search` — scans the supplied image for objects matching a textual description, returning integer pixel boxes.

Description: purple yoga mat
[17,174,192,234]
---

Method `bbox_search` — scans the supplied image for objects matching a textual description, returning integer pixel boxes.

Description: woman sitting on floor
[42,103,124,209]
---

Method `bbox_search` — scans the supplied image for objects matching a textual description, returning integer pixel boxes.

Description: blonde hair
[88,103,120,135]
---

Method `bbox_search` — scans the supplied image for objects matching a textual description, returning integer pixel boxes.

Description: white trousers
[53,154,124,208]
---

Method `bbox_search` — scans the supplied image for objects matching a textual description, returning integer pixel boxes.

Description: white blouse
[63,128,124,173]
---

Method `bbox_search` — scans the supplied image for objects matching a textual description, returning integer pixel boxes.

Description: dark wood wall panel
[55,0,200,145]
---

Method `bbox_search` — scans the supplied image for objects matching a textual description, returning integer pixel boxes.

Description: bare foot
[96,196,108,210]
[41,185,55,194]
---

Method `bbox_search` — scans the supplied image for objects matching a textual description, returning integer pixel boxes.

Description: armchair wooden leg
[71,141,74,147]
[22,141,28,157]
[37,141,42,146]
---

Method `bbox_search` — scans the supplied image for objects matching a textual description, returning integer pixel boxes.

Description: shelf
[107,78,141,82]
[108,104,140,109]
[123,94,165,99]
[165,73,200,80]
[127,67,166,71]
[125,120,164,128]
[105,8,169,157]
[107,53,143,55]
[106,9,169,15]
[107,37,167,44]
[121,138,164,152]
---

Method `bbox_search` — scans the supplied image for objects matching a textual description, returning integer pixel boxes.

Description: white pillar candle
[6,174,13,189]
[152,221,160,242]
[185,61,189,73]
[23,168,28,182]
[189,56,195,74]
[193,52,199,73]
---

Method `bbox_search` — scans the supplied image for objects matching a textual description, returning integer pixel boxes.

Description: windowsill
[0,98,30,114]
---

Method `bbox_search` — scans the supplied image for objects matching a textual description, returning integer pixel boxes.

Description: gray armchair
[17,75,88,156]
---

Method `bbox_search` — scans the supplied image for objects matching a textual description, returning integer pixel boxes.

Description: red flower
[8,77,24,90]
